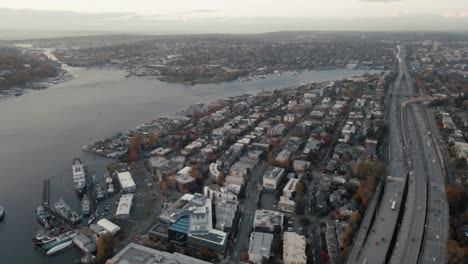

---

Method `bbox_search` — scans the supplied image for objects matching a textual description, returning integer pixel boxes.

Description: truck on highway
[391,200,396,210]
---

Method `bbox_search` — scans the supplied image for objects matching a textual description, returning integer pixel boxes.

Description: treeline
[446,184,468,263]
[0,47,59,89]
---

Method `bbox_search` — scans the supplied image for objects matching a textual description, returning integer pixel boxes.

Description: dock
[42,179,50,208]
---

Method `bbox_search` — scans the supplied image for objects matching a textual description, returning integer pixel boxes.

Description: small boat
[87,214,96,225]
[46,240,73,255]
[107,183,115,194]
[32,229,56,245]
[40,231,76,252]
[81,195,91,216]
[0,205,4,220]
[95,185,105,200]
[35,206,52,227]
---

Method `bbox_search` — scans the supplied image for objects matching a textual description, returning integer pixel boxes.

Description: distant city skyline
[1,0,468,34]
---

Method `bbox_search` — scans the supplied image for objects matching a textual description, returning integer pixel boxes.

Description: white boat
[72,158,86,194]
[46,240,73,255]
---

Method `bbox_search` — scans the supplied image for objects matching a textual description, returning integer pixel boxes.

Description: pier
[42,179,50,208]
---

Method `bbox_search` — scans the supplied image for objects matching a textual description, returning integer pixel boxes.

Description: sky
[1,0,468,35]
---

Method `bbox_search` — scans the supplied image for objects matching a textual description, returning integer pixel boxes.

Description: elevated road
[349,45,408,264]
[416,105,449,264]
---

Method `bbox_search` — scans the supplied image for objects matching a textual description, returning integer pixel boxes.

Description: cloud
[442,11,468,18]
[360,0,400,3]
[189,9,219,13]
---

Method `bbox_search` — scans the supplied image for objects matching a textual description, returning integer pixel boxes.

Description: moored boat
[81,195,90,216]
[54,198,82,224]
[0,205,4,220]
[46,240,74,255]
[40,231,76,253]
[73,158,86,194]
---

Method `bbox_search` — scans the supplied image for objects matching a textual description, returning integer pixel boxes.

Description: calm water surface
[0,65,379,263]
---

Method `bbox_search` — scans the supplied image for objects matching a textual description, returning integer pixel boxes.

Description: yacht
[40,231,76,255]
[72,158,86,194]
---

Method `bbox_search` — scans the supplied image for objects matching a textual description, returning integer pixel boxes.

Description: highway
[415,105,449,264]
[349,45,408,264]
[390,103,428,264]
[388,45,448,263]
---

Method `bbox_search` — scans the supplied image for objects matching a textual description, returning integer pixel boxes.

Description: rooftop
[263,166,285,180]
[106,242,211,264]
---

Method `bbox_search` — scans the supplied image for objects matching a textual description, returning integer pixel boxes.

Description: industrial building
[115,194,134,220]
[97,219,120,235]
[116,171,136,193]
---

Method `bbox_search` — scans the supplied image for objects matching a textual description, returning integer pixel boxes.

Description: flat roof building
[116,171,136,193]
[253,209,284,233]
[106,242,211,264]
[215,200,239,233]
[262,166,285,190]
[249,232,274,264]
[97,219,120,235]
[116,194,134,220]
[167,173,198,193]
[283,232,307,264]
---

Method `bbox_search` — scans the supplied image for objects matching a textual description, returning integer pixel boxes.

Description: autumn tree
[161,179,168,196]
[147,131,158,148]
[129,147,138,161]
[96,234,116,263]
[129,133,143,150]
[340,225,353,248]
[446,185,463,213]
[216,172,225,187]
[446,239,464,264]
[351,210,362,225]
[191,164,201,179]
[241,251,249,262]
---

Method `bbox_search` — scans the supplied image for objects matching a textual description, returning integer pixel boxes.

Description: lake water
[0,64,380,263]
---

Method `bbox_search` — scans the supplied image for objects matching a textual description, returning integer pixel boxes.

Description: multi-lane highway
[347,44,449,263]
[348,45,408,264]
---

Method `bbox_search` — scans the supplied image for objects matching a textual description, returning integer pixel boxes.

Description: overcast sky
[1,0,468,35]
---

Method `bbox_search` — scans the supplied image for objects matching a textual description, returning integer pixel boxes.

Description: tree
[147,131,158,148]
[454,158,466,169]
[295,181,305,195]
[340,226,353,248]
[96,234,116,263]
[106,163,115,174]
[129,147,138,161]
[199,247,215,261]
[191,164,201,179]
[446,185,463,212]
[161,179,168,196]
[299,217,311,228]
[351,210,362,225]
[241,251,249,262]
[216,172,225,187]
[446,239,464,264]
[130,133,143,150]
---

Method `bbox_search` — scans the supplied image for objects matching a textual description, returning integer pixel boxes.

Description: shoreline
[82,70,389,160]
